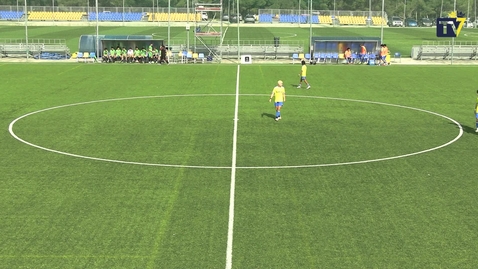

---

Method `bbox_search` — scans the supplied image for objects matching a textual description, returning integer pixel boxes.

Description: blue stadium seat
[312,15,319,23]
[331,53,339,63]
[88,12,142,21]
[259,14,272,23]
[0,11,23,20]
[299,15,307,23]
[313,53,319,62]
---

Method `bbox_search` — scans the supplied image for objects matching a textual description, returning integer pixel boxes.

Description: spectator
[344,48,352,64]
[380,44,389,66]
[359,44,367,64]
[127,47,134,63]
[109,46,116,63]
[159,45,169,65]
[102,48,109,63]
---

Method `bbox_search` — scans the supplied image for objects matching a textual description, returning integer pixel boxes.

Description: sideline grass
[1,63,477,268]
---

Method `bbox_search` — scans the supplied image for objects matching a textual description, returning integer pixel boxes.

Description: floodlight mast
[95,0,99,60]
[168,0,170,47]
[380,0,384,44]
[237,0,240,62]
[24,0,28,60]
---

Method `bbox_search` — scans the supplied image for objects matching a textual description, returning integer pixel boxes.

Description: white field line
[8,94,463,169]
[225,65,240,269]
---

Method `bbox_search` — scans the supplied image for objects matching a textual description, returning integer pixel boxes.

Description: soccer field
[1,62,478,268]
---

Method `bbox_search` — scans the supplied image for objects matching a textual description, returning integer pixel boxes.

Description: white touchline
[226,65,240,269]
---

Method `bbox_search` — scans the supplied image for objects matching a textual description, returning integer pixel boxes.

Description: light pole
[24,0,28,60]
[298,0,301,26]
[186,0,190,50]
[237,0,240,61]
[333,0,336,27]
[309,0,312,56]
[440,0,444,17]
[403,0,406,20]
[52,0,55,23]
[95,0,99,61]
[380,0,384,44]
[452,0,456,64]
[369,0,371,26]
[168,0,170,47]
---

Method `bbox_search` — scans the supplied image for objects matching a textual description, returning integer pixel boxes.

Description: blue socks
[276,111,280,118]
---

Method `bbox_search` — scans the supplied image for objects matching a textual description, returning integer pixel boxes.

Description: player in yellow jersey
[297,60,311,89]
[269,80,286,121]
[475,90,478,132]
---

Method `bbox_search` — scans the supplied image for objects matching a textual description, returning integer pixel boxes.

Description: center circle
[8,94,463,169]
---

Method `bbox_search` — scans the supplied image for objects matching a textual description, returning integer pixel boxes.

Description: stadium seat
[298,53,305,60]
[0,11,23,20]
[259,14,273,23]
[89,52,96,62]
[177,51,184,63]
[291,53,299,64]
[313,53,319,62]
[192,52,198,63]
[331,53,339,63]
[76,52,83,62]
[305,53,311,61]
[198,53,205,63]
[186,51,193,63]
[82,52,90,63]
[394,52,401,63]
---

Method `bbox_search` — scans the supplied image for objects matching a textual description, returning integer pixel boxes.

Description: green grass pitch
[1,26,478,268]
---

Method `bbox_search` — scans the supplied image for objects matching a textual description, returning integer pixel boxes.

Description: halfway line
[226,65,240,269]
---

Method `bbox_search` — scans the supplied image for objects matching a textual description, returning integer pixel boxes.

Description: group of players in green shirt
[102,44,168,64]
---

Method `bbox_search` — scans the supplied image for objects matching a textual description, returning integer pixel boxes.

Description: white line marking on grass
[225,65,240,269]
[8,94,463,169]
[8,94,236,169]
[57,64,83,76]
[237,94,464,169]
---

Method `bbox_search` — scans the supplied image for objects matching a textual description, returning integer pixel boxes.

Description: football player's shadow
[457,123,477,134]
[261,113,276,119]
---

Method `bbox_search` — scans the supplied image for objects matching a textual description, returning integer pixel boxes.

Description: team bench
[417,45,449,60]
[0,43,70,58]
[0,43,40,57]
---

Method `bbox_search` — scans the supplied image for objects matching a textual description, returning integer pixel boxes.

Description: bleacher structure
[28,11,86,21]
[218,40,304,60]
[0,38,70,59]
[257,9,387,26]
[0,10,24,20]
[412,41,478,60]
[0,5,390,25]
[88,12,144,21]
